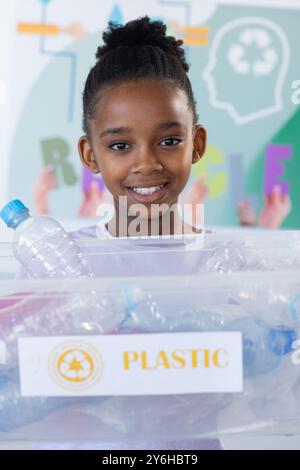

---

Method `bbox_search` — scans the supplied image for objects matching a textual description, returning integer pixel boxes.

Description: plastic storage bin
[0,234,300,445]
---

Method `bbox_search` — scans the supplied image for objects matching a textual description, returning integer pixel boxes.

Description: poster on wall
[2,0,300,228]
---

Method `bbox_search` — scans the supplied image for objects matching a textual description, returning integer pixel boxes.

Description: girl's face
[78,78,206,221]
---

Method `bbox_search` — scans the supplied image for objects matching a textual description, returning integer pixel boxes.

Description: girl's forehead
[94,80,191,124]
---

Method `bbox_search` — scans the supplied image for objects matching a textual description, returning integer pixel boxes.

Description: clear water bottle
[0,286,132,380]
[123,304,297,379]
[171,310,297,379]
[204,241,271,273]
[117,287,231,333]
[0,200,91,279]
[0,379,73,432]
[227,317,297,378]
[118,285,165,332]
[0,379,108,433]
[0,367,9,390]
[0,200,126,384]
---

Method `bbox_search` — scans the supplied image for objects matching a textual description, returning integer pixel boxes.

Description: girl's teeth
[132,184,165,195]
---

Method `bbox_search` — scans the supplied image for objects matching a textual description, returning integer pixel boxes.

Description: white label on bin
[18,332,243,397]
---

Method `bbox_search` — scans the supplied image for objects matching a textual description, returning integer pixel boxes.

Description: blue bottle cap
[0,200,29,227]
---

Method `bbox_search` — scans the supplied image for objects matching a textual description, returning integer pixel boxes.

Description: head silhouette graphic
[203,17,290,124]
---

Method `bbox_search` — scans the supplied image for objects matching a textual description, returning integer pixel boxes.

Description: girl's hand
[258,185,291,229]
[237,201,257,227]
[78,180,105,218]
[33,165,57,215]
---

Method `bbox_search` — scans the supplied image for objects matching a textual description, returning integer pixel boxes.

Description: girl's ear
[192,125,207,164]
[78,136,101,174]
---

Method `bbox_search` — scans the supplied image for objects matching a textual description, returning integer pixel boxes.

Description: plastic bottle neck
[9,209,30,229]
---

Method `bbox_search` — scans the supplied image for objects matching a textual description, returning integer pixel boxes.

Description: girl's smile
[125,181,170,204]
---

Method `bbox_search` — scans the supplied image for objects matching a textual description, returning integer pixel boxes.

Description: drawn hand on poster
[78,180,106,218]
[33,165,57,215]
[237,200,258,227]
[184,175,209,226]
[33,165,106,217]
[185,175,209,205]
[203,17,290,124]
[258,184,291,228]
[237,185,291,228]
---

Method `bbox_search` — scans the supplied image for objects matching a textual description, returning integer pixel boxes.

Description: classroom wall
[0,0,300,230]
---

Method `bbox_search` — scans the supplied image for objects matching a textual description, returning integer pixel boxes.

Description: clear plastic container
[1,236,300,444]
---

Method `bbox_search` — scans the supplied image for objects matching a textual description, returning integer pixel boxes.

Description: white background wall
[0,1,17,205]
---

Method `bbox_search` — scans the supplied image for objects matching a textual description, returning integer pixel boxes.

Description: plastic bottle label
[18,332,243,397]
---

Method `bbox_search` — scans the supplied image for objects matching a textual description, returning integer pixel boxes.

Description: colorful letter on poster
[41,138,78,186]
[192,145,227,198]
[82,165,105,193]
[264,144,292,195]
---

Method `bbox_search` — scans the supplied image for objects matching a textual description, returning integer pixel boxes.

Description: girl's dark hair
[82,15,198,134]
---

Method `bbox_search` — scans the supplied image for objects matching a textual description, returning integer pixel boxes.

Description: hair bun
[96,15,189,72]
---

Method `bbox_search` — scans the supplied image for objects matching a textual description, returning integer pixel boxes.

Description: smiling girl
[77,15,206,238]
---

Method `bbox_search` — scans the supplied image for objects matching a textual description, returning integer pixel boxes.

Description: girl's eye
[108,138,182,152]
[160,138,182,147]
[109,142,130,151]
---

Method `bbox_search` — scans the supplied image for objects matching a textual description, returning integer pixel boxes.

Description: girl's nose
[131,151,164,175]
